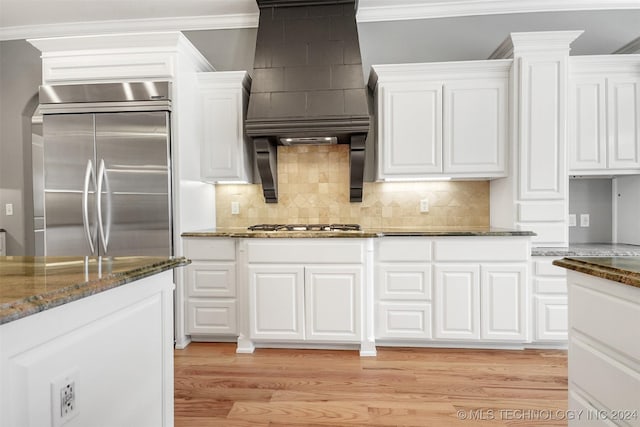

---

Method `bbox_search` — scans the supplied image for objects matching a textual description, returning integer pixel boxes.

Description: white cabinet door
[305,266,361,342]
[481,265,526,341]
[569,77,607,171]
[607,76,640,170]
[534,295,568,341]
[443,79,507,175]
[434,264,480,340]
[379,82,442,177]
[198,72,252,183]
[186,299,237,335]
[249,266,305,340]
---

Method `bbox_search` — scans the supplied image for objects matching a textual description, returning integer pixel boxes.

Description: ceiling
[1,0,640,41]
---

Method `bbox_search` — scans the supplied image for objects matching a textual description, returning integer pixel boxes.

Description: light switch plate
[568,214,576,227]
[419,199,429,213]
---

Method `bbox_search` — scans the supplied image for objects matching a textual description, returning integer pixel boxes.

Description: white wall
[615,175,640,245]
[569,178,613,244]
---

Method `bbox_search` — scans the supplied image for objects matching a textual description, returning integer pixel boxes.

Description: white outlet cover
[51,368,80,427]
[580,214,590,227]
[420,199,429,213]
[568,214,576,227]
[231,201,240,215]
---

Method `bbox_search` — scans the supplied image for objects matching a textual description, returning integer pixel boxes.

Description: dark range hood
[246,0,370,203]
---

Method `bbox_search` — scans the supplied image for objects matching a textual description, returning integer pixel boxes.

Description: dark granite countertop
[0,256,189,325]
[533,243,640,257]
[553,256,640,289]
[182,227,535,238]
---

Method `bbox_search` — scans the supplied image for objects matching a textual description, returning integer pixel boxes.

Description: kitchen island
[553,257,640,426]
[0,256,188,427]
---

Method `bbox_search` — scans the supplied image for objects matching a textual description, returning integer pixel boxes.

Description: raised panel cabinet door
[434,264,480,340]
[379,82,443,177]
[519,58,566,200]
[305,266,362,342]
[186,261,236,298]
[481,265,527,341]
[377,263,432,300]
[200,88,244,180]
[607,77,640,170]
[534,295,568,341]
[248,265,305,340]
[186,299,238,335]
[569,77,607,171]
[376,302,432,340]
[443,79,507,175]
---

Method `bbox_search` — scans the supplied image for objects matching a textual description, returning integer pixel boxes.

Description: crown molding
[1,0,638,41]
[613,36,640,54]
[0,13,259,42]
[356,0,640,23]
[489,30,584,59]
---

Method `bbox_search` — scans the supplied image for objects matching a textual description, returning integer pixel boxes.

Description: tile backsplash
[215,145,489,228]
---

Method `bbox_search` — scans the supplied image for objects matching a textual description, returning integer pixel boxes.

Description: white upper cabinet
[198,71,253,183]
[369,60,510,180]
[569,56,640,174]
[379,82,443,175]
[443,79,507,174]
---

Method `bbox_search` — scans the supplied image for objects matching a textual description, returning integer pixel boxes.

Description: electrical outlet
[51,368,79,426]
[580,213,590,227]
[568,214,576,227]
[419,199,429,213]
[231,201,240,215]
[5,203,13,216]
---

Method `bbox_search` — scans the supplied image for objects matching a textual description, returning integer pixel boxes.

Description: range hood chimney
[246,0,370,203]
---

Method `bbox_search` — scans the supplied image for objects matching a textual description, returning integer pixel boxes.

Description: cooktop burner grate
[248,224,361,232]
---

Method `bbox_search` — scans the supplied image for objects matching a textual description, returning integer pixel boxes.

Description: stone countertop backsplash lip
[553,256,640,289]
[532,243,640,257]
[0,256,190,325]
[181,227,535,238]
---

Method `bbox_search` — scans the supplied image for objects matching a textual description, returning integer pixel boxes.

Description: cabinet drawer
[433,238,529,261]
[186,299,237,335]
[378,238,431,262]
[534,258,566,277]
[377,302,432,339]
[246,240,364,264]
[186,262,236,297]
[184,238,235,260]
[378,264,432,300]
[534,277,567,294]
[534,295,568,341]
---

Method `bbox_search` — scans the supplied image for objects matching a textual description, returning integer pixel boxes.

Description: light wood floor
[174,343,567,427]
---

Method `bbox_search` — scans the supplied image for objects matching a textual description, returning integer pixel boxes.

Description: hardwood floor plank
[174,343,567,426]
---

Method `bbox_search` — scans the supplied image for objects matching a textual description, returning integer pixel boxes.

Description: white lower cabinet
[376,237,530,345]
[434,264,480,340]
[183,238,238,338]
[249,265,305,340]
[531,256,568,343]
[248,264,362,342]
[434,264,526,341]
[242,239,374,355]
[305,266,361,341]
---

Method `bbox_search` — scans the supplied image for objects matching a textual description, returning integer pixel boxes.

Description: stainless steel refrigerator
[39,82,173,256]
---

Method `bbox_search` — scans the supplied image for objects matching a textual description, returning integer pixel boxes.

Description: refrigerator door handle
[96,159,111,253]
[82,159,96,254]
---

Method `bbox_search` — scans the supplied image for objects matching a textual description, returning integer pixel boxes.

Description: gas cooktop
[247,224,361,232]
